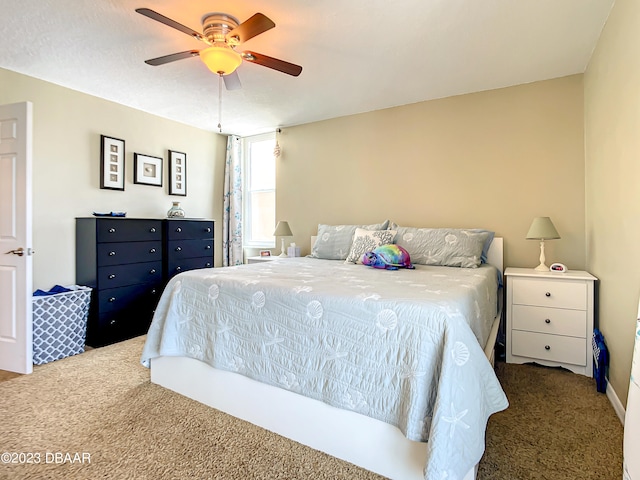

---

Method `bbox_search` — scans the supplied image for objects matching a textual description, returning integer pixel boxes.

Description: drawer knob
[109,297,116,302]
[110,319,116,326]
[176,266,182,272]
[206,227,211,233]
[175,246,182,252]
[150,269,156,274]
[206,262,212,267]
[544,345,551,350]
[108,274,116,279]
[545,292,551,297]
[108,228,116,233]
[176,227,182,233]
[151,289,157,295]
[150,227,156,233]
[205,245,211,250]
[109,251,116,256]
[545,318,551,324]
[150,248,156,253]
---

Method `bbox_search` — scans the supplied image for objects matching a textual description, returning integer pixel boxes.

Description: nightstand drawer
[167,239,214,259]
[165,220,214,240]
[511,330,586,366]
[97,241,162,266]
[512,305,587,338]
[512,277,587,310]
[96,219,162,243]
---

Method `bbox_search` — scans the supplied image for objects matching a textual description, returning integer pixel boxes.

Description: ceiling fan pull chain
[217,74,223,133]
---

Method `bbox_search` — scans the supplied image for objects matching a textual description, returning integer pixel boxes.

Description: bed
[142,226,508,480]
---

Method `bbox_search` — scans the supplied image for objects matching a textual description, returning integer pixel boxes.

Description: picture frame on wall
[168,150,187,196]
[134,153,163,187]
[100,135,125,191]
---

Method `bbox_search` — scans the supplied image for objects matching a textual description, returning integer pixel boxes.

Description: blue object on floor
[592,328,609,393]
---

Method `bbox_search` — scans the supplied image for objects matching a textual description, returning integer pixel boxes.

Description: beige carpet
[0,336,623,479]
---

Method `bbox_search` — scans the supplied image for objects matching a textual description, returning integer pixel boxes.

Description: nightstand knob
[176,227,182,233]
[109,251,116,256]
[205,245,211,250]
[109,297,116,302]
[545,318,551,324]
[150,227,156,233]
[176,266,181,272]
[109,228,116,233]
[206,262,211,267]
[206,227,211,233]
[150,248,156,253]
[545,292,551,297]
[151,289,157,295]
[108,274,116,279]
[175,246,182,252]
[110,319,116,326]
[544,345,551,350]
[150,269,156,274]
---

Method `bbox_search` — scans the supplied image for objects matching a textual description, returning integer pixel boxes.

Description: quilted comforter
[141,258,508,479]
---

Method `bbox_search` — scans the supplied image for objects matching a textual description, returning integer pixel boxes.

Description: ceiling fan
[136,8,303,91]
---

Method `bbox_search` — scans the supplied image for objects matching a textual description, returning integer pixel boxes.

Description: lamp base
[534,263,548,272]
[279,238,288,257]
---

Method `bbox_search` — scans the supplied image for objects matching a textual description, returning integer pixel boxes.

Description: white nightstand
[246,256,296,264]
[505,267,597,377]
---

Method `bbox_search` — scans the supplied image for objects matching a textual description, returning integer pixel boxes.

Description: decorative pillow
[345,229,397,264]
[310,221,390,260]
[394,227,492,268]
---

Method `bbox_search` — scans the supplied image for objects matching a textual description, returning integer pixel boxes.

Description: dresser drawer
[511,330,586,366]
[98,261,163,289]
[511,277,587,310]
[167,239,213,259]
[512,305,587,338]
[98,283,162,313]
[97,241,161,266]
[167,256,214,278]
[165,220,214,240]
[96,219,162,243]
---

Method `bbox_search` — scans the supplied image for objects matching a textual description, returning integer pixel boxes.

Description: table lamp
[526,216,560,271]
[273,221,293,257]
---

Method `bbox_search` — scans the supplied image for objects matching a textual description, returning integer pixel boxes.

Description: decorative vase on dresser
[505,267,597,377]
[76,217,164,347]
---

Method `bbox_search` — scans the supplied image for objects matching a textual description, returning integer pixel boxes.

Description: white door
[623,302,640,479]
[0,101,33,374]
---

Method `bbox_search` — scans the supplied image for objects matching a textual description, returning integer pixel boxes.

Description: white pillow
[345,228,397,264]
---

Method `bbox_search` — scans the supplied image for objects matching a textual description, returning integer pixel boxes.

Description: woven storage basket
[32,285,92,365]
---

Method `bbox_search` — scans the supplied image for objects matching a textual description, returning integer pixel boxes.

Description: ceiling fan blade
[136,8,204,42]
[144,50,200,66]
[241,51,303,77]
[227,13,275,44]
[223,71,242,90]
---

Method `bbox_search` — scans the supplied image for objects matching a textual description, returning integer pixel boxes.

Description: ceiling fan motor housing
[202,13,240,45]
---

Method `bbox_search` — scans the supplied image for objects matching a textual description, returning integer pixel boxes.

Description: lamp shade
[199,44,243,75]
[526,217,560,240]
[273,221,293,237]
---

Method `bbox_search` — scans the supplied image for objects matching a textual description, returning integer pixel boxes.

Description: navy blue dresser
[76,217,214,347]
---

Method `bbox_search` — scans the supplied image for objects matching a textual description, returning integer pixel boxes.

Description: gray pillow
[394,227,491,268]
[310,221,390,260]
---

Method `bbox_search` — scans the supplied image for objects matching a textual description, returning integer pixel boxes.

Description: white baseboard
[607,380,626,424]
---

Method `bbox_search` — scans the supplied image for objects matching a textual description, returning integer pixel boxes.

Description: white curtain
[222,135,243,266]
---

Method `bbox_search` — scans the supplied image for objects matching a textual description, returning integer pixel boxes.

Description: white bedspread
[142,258,508,479]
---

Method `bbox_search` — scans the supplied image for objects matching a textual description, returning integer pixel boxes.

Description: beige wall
[585,0,640,407]
[0,68,227,290]
[278,75,586,271]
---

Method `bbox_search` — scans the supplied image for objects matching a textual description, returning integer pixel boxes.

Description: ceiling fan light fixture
[200,44,242,75]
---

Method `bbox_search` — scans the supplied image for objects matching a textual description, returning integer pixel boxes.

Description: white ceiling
[0,0,614,136]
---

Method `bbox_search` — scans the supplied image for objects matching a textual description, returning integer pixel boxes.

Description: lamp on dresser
[526,216,560,271]
[273,221,293,257]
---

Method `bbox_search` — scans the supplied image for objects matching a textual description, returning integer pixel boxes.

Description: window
[243,133,276,247]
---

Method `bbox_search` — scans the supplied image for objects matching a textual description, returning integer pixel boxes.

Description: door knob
[5,247,24,256]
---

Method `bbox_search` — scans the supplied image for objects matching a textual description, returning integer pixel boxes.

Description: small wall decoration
[100,135,125,191]
[134,153,163,187]
[168,150,187,196]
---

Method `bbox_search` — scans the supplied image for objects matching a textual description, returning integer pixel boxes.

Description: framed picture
[259,250,271,257]
[168,150,187,196]
[100,135,125,190]
[134,153,163,187]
